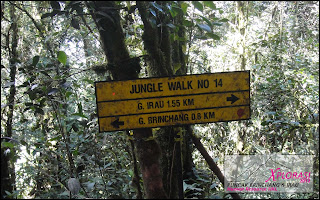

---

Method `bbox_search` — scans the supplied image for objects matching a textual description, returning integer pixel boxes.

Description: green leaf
[61,81,72,88]
[82,78,94,84]
[49,136,62,141]
[149,8,157,17]
[1,141,14,149]
[182,44,186,54]
[172,5,183,16]
[48,88,59,96]
[168,5,179,18]
[261,40,268,47]
[50,1,61,10]
[183,19,193,27]
[77,103,83,114]
[181,2,189,14]
[169,33,175,42]
[31,84,38,90]
[261,120,272,126]
[194,35,208,40]
[58,51,67,65]
[20,140,28,146]
[4,191,12,196]
[197,24,212,32]
[41,13,52,19]
[28,90,37,100]
[219,18,229,22]
[32,56,40,66]
[212,22,223,26]
[199,15,212,27]
[192,1,203,12]
[166,23,176,29]
[3,81,15,88]
[58,191,70,196]
[71,18,80,30]
[72,113,88,119]
[206,33,220,40]
[35,108,44,115]
[72,149,79,156]
[210,183,218,189]
[183,182,203,192]
[65,91,73,99]
[95,11,115,25]
[173,63,181,74]
[149,18,157,28]
[87,182,95,190]
[75,5,84,15]
[150,2,163,13]
[203,1,216,10]
[72,124,79,132]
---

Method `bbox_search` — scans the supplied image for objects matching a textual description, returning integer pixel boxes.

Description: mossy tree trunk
[88,1,196,198]
[137,1,196,198]
[89,1,167,198]
[1,3,18,199]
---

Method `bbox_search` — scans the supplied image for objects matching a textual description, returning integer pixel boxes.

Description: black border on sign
[98,103,250,118]
[97,89,250,103]
[94,79,102,133]
[94,70,251,133]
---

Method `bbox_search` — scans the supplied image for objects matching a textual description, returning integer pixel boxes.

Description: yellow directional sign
[97,91,249,117]
[95,71,250,132]
[98,106,250,132]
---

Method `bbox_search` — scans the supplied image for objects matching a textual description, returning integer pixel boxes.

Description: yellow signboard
[95,71,250,132]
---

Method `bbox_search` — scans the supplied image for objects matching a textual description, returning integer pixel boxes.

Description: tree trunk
[1,3,18,199]
[89,1,167,198]
[237,1,247,71]
[136,1,179,197]
[191,134,241,199]
[136,2,197,198]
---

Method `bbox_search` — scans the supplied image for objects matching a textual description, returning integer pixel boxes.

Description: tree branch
[9,1,44,36]
[9,1,55,58]
[191,133,241,199]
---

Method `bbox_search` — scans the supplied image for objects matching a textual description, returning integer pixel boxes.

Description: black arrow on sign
[227,94,239,104]
[111,118,124,128]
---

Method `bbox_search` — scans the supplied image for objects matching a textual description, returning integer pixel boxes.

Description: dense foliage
[1,1,319,199]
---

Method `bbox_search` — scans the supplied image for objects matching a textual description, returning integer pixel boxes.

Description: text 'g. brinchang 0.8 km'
[95,71,250,132]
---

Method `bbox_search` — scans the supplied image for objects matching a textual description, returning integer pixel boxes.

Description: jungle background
[1,1,319,199]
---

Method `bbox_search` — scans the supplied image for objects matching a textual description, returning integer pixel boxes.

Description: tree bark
[136,1,178,197]
[89,1,167,198]
[136,1,173,77]
[1,3,18,199]
[133,129,168,199]
[237,1,247,71]
[137,2,197,198]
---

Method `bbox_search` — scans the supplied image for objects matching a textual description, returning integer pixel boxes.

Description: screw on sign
[237,108,245,117]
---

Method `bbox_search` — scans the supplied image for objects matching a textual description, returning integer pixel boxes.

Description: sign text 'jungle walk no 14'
[95,71,250,132]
